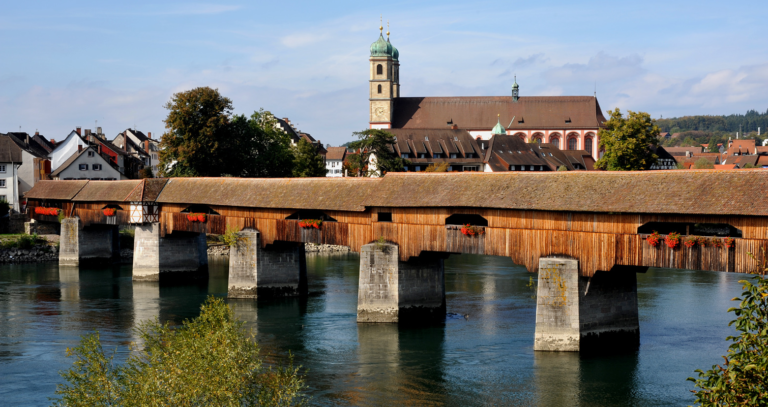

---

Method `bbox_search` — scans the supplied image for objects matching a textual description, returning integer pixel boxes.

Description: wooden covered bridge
[25,171,768,351]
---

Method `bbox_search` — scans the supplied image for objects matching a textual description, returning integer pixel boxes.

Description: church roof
[391,96,607,131]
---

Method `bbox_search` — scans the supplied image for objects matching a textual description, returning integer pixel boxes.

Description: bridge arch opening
[286,210,338,222]
[637,222,742,237]
[181,205,220,215]
[445,214,488,227]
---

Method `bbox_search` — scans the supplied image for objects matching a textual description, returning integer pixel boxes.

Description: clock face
[374,107,385,117]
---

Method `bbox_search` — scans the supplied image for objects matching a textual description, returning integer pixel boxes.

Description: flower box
[103,208,116,216]
[646,231,660,247]
[723,237,735,249]
[460,224,485,237]
[684,236,697,248]
[664,232,681,249]
[186,213,207,222]
[298,219,322,229]
[34,207,60,216]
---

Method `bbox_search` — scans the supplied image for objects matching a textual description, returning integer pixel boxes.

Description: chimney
[96,126,102,135]
[84,129,91,137]
[50,138,56,143]
[147,132,151,139]
[686,151,691,158]
[35,131,39,136]
[451,124,458,130]
[77,145,82,152]
[144,140,150,153]
[98,144,102,155]
[75,127,81,136]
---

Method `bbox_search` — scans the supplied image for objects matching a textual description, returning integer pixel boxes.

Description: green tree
[694,157,715,169]
[52,297,307,406]
[230,110,295,177]
[557,165,568,171]
[424,163,450,172]
[595,109,660,171]
[138,167,153,179]
[349,129,407,177]
[744,163,756,169]
[292,139,326,177]
[159,87,235,177]
[688,266,768,405]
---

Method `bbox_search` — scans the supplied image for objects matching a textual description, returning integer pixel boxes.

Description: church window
[585,138,593,154]
[377,64,383,75]
[568,138,578,150]
[377,84,382,94]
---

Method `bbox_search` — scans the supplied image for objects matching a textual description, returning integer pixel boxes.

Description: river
[0,253,746,406]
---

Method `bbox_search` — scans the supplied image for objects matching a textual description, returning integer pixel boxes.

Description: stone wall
[534,258,580,351]
[133,223,207,281]
[0,244,58,263]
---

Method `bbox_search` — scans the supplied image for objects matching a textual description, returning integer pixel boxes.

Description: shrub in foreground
[52,296,307,406]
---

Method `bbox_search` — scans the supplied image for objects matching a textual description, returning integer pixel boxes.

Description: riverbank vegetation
[688,251,767,405]
[52,296,308,406]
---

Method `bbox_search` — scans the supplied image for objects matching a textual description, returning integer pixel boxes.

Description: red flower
[103,208,116,216]
[646,231,661,247]
[36,207,60,216]
[723,237,735,248]
[299,219,322,229]
[664,232,681,249]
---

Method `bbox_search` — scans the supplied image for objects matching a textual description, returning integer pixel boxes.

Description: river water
[0,253,746,406]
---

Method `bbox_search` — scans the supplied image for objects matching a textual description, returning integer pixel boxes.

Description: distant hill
[656,109,768,134]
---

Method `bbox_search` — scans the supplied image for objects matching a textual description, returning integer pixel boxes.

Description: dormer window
[424,137,429,141]
[454,137,458,141]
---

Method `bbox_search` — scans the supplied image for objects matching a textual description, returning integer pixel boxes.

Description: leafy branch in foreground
[52,296,308,406]
[688,251,767,406]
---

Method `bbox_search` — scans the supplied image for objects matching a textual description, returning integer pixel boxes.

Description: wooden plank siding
[25,198,768,276]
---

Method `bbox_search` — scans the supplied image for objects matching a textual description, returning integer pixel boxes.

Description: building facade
[367,28,606,159]
[325,147,347,177]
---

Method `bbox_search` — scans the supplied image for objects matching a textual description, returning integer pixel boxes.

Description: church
[368,26,606,160]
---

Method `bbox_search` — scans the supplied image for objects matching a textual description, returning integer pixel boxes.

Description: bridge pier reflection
[227,229,307,299]
[357,243,446,323]
[535,258,641,352]
[132,223,208,281]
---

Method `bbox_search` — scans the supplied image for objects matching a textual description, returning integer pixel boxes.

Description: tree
[694,157,715,169]
[744,163,756,169]
[158,87,236,177]
[230,110,295,177]
[595,109,660,171]
[348,129,407,177]
[688,268,767,405]
[557,165,568,171]
[53,297,307,406]
[424,163,449,172]
[292,139,326,177]
[139,167,154,179]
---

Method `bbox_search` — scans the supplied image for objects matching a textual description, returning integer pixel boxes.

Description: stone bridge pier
[132,223,208,281]
[59,218,120,266]
[357,242,446,323]
[534,257,641,352]
[227,228,307,298]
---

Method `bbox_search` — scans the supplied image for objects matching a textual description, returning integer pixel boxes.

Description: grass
[0,234,45,249]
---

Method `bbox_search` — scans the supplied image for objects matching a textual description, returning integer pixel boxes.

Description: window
[93,164,102,171]
[0,195,6,202]
[414,166,421,171]
[424,137,429,141]
[87,151,95,157]
[433,153,442,158]
[0,165,5,173]
[462,166,479,171]
[377,64,383,75]
[450,153,457,158]
[79,164,88,171]
[401,153,409,158]
[419,153,426,158]
[378,212,392,222]
[0,180,5,188]
[585,138,593,154]
[568,138,578,150]
[377,84,382,94]
[510,165,516,171]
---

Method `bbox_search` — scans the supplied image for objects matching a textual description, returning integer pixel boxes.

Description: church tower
[369,21,399,129]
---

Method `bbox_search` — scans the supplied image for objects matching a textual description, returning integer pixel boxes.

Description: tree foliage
[424,163,449,172]
[657,109,768,134]
[689,266,768,406]
[159,88,296,178]
[594,109,660,171]
[348,129,407,177]
[694,157,715,169]
[138,167,153,179]
[557,165,568,172]
[292,139,327,177]
[159,87,235,177]
[52,297,307,406]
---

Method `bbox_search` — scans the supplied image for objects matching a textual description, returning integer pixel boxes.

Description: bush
[0,197,10,217]
[139,166,154,178]
[424,163,450,172]
[743,163,755,169]
[52,296,307,406]
[557,166,568,171]
[219,226,249,248]
[0,234,39,249]
[688,253,767,405]
[693,157,715,169]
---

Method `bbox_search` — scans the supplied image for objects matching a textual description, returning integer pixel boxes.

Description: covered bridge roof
[25,180,88,200]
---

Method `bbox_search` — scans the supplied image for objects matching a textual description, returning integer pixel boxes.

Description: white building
[49,129,88,172]
[50,145,126,181]
[0,133,51,211]
[325,147,346,177]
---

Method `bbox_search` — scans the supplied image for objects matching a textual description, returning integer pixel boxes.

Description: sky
[1,0,767,146]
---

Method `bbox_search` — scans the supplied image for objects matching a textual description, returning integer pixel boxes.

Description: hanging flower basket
[646,231,661,247]
[709,238,724,248]
[187,213,207,222]
[684,236,697,248]
[723,237,735,249]
[695,236,708,247]
[664,232,681,249]
[299,219,322,229]
[461,224,485,237]
[102,208,116,216]
[35,207,60,216]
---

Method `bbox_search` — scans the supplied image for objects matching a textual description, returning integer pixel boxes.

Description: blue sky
[2,0,767,146]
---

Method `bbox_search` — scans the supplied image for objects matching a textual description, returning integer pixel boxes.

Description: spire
[491,114,506,135]
[380,15,383,33]
[512,75,519,102]
[387,20,390,38]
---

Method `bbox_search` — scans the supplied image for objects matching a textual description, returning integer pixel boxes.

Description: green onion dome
[491,115,506,135]
[389,39,399,60]
[370,34,393,57]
